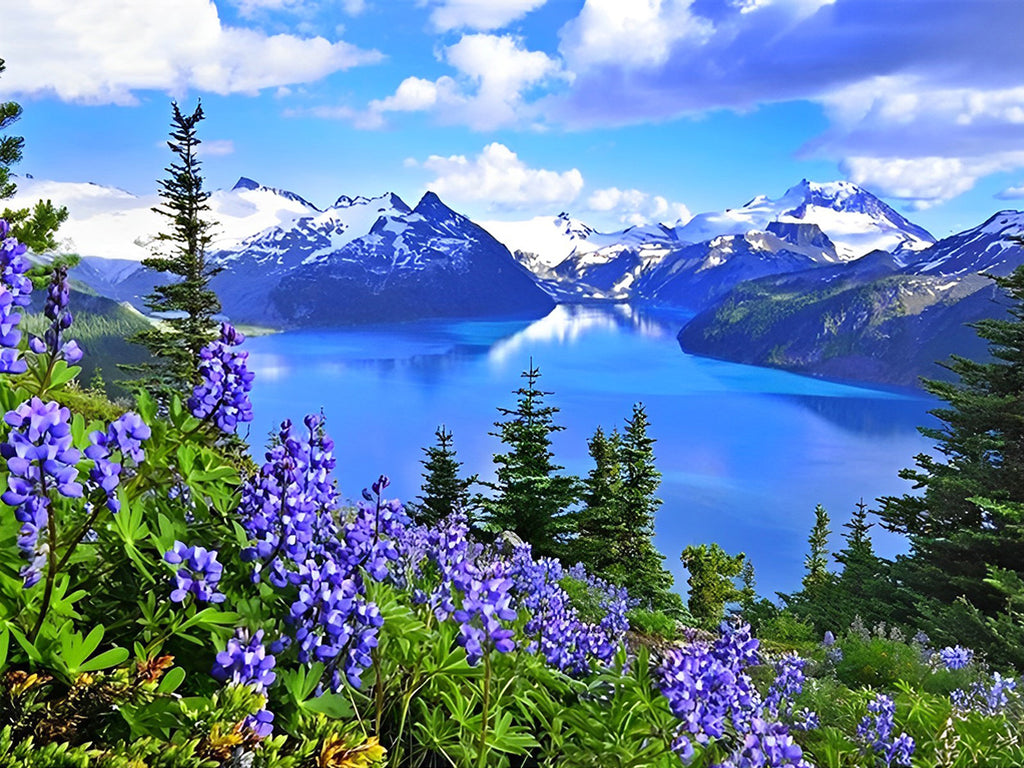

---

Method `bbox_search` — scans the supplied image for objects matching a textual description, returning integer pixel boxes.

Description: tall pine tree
[478,362,580,559]
[802,504,832,593]
[572,426,623,571]
[618,403,679,611]
[409,425,476,527]
[132,101,222,389]
[878,262,1024,625]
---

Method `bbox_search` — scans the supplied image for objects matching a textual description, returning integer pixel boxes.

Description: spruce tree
[409,425,476,527]
[478,362,580,559]
[132,101,222,389]
[802,504,832,592]
[878,263,1024,620]
[572,425,624,572]
[619,403,679,611]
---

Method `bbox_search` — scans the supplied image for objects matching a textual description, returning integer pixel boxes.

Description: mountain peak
[232,176,261,191]
[230,177,318,210]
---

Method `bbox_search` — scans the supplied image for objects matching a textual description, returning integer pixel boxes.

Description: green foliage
[626,608,680,640]
[477,362,580,559]
[832,633,925,690]
[802,504,832,593]
[131,101,222,391]
[681,542,745,627]
[409,424,477,527]
[572,405,681,614]
[878,264,1024,656]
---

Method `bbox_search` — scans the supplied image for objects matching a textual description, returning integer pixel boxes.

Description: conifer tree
[132,101,222,389]
[619,403,679,611]
[572,425,624,572]
[802,504,832,592]
[409,425,476,527]
[478,362,580,559]
[878,262,1024,621]
[681,543,745,627]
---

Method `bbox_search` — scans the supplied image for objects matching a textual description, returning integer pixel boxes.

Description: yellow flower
[202,723,245,760]
[319,734,387,768]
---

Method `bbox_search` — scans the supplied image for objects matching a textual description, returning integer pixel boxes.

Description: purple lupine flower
[213,628,277,693]
[938,645,973,670]
[856,694,915,767]
[213,628,277,739]
[731,717,813,767]
[1,398,82,585]
[188,322,254,432]
[30,265,81,364]
[239,416,340,587]
[452,557,517,666]
[82,411,150,513]
[0,220,32,374]
[791,708,819,732]
[763,654,808,721]
[822,630,836,647]
[952,671,1018,716]
[508,551,630,675]
[164,541,226,604]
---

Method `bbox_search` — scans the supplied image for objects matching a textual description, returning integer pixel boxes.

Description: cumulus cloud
[366,33,564,129]
[559,0,712,71]
[416,142,584,209]
[424,0,548,31]
[548,0,1024,208]
[587,186,691,226]
[0,0,382,104]
[841,153,1024,209]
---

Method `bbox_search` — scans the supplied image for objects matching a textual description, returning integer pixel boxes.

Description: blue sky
[2,0,1023,237]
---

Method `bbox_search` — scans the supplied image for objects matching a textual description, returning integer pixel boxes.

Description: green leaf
[158,666,186,693]
[301,692,353,719]
[79,646,130,672]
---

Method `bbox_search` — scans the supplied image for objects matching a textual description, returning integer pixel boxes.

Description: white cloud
[197,139,235,157]
[417,143,584,209]
[587,186,690,225]
[425,0,548,32]
[996,183,1024,201]
[841,153,1024,210]
[0,0,382,104]
[366,33,564,129]
[559,0,712,71]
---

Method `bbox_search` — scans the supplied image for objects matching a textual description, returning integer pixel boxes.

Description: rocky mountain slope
[677,212,1024,386]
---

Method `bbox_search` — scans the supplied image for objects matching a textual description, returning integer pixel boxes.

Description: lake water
[244,304,937,598]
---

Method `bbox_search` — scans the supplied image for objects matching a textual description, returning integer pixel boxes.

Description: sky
[1,0,1023,238]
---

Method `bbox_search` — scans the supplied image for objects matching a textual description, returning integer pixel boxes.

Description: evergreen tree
[738,560,757,613]
[681,543,745,627]
[409,425,476,527]
[618,403,680,611]
[802,504,833,593]
[0,58,68,253]
[878,263,1024,623]
[132,101,222,389]
[478,362,580,559]
[571,425,624,572]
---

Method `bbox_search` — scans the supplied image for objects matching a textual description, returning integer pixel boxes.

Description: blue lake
[244,304,937,598]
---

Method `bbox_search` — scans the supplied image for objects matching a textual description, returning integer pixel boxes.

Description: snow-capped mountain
[904,210,1024,277]
[677,209,1024,386]
[45,178,552,327]
[674,180,934,260]
[238,191,553,326]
